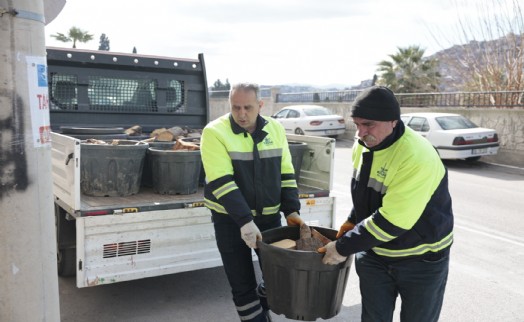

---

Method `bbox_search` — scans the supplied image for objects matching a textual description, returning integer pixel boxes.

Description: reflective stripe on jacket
[336,122,454,260]
[201,113,300,227]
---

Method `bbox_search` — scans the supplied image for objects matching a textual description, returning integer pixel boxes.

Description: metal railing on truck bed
[46,47,210,134]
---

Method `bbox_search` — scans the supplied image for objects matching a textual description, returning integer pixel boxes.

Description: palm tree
[376,46,441,93]
[51,26,94,48]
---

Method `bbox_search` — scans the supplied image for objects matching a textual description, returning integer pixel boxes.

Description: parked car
[271,105,346,138]
[400,112,499,161]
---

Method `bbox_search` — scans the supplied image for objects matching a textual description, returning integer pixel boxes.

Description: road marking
[454,222,524,247]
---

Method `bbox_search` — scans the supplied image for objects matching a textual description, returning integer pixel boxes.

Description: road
[59,140,524,322]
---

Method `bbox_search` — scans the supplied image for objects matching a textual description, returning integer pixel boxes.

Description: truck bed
[78,184,328,215]
[52,132,334,217]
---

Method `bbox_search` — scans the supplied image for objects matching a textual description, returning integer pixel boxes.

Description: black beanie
[351,86,400,121]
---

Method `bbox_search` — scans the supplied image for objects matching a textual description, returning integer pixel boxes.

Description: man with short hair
[201,83,304,322]
[319,86,454,322]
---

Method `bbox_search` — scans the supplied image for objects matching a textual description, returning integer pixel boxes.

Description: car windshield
[303,107,330,116]
[436,115,478,130]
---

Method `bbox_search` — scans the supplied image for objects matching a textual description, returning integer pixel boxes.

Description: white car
[401,112,499,161]
[271,105,346,138]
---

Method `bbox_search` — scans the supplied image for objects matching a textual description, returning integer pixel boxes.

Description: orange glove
[336,220,355,239]
[286,212,304,227]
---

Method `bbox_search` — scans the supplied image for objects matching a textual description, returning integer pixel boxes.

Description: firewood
[270,239,296,250]
[125,125,142,136]
[311,228,332,246]
[150,128,167,138]
[85,138,108,145]
[296,223,324,251]
[174,139,200,151]
[156,131,176,142]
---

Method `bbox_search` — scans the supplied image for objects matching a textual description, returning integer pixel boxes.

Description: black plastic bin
[142,141,176,187]
[61,126,128,140]
[288,141,308,183]
[257,226,353,321]
[80,140,148,197]
[148,148,202,195]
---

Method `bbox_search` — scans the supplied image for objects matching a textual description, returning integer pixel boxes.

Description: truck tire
[55,204,77,277]
[57,249,76,277]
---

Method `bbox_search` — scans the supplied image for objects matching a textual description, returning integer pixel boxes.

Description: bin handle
[65,153,74,165]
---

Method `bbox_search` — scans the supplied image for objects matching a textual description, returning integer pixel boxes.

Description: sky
[44,0,485,88]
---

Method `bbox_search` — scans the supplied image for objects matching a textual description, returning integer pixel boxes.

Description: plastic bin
[148,148,202,195]
[142,141,176,187]
[257,226,353,321]
[61,126,128,140]
[288,141,308,183]
[80,140,148,197]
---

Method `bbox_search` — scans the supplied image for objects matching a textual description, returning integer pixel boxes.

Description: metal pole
[0,0,60,321]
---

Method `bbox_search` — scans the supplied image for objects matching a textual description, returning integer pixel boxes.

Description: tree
[98,33,110,51]
[430,0,524,95]
[50,26,93,48]
[210,79,231,97]
[132,46,137,54]
[376,46,441,93]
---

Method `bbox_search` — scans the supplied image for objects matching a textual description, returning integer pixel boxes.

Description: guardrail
[209,88,272,98]
[274,90,524,108]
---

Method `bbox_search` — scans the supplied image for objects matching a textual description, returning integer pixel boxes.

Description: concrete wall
[209,93,524,168]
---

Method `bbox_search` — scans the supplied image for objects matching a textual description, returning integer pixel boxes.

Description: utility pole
[0,0,60,321]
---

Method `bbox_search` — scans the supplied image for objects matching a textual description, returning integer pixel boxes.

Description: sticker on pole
[26,56,51,148]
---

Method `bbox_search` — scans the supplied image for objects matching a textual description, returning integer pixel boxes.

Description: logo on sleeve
[376,166,388,179]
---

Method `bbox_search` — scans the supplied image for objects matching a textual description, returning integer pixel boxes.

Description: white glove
[319,241,347,265]
[286,212,304,227]
[240,221,262,249]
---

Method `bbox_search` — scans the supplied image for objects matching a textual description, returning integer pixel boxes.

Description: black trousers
[212,212,281,322]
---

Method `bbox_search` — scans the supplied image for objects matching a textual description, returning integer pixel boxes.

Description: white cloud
[44,0,497,87]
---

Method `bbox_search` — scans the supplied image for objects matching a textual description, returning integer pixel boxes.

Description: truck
[48,47,337,288]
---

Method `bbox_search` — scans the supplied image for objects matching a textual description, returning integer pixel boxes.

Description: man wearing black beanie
[319,86,454,322]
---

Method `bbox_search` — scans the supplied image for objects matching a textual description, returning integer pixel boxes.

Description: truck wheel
[55,205,77,277]
[57,249,76,277]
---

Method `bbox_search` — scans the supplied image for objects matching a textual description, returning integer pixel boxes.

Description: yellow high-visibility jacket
[337,122,454,260]
[201,113,300,227]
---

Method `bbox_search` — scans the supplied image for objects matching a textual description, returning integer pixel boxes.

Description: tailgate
[52,132,81,213]
[286,134,335,192]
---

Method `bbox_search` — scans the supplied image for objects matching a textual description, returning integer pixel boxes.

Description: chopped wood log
[140,137,156,143]
[84,138,108,145]
[156,131,176,142]
[296,223,324,251]
[125,125,142,136]
[311,228,332,246]
[270,239,297,250]
[174,139,200,151]
[151,126,187,142]
[150,127,167,138]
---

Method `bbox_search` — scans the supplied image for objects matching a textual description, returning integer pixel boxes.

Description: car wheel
[294,128,305,135]
[466,156,481,162]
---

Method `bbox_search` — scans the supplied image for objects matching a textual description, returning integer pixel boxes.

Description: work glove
[286,212,304,227]
[336,220,356,239]
[240,221,262,249]
[318,241,348,265]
